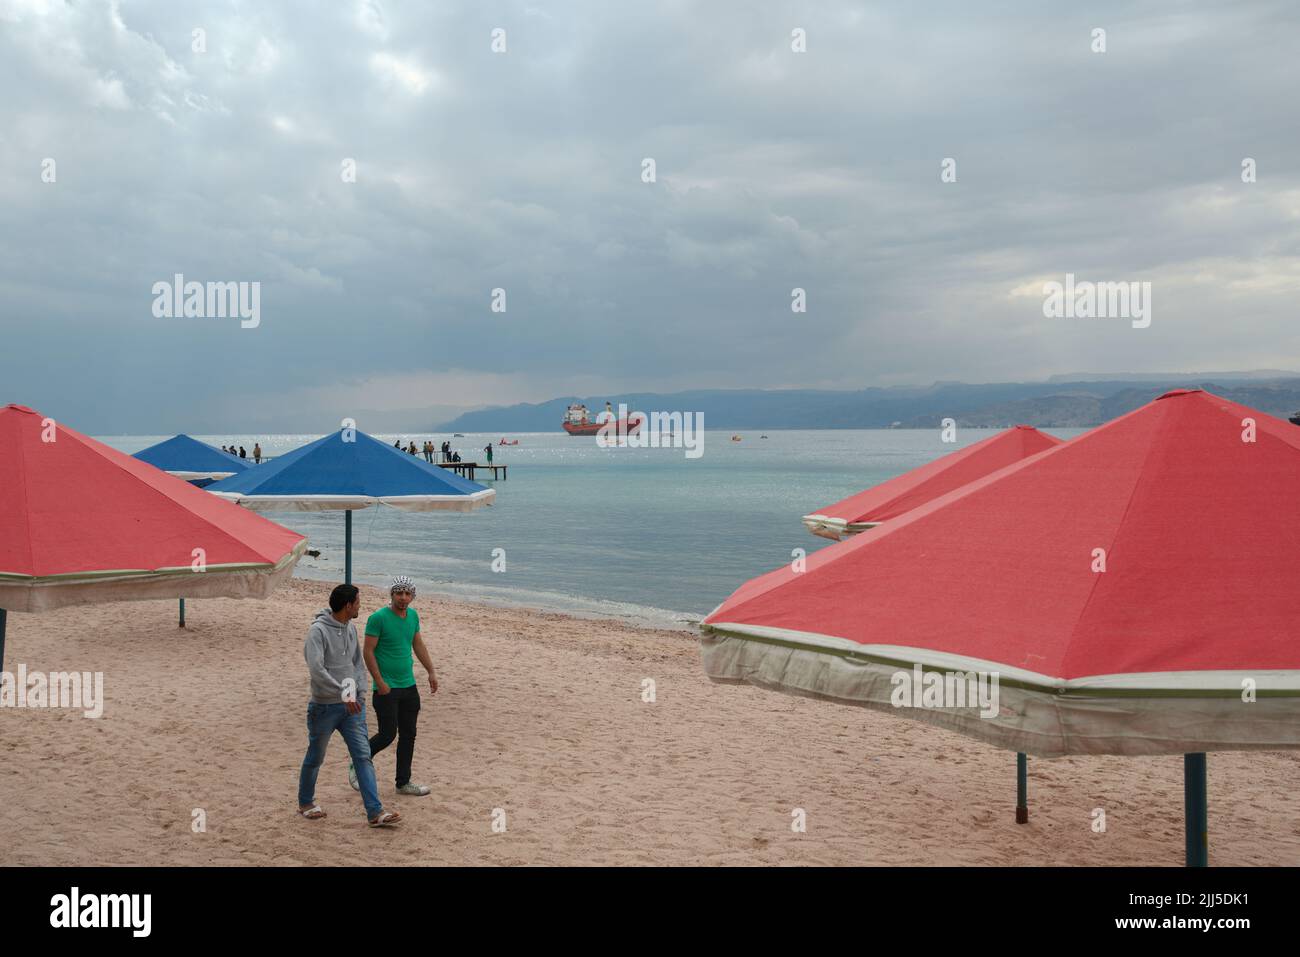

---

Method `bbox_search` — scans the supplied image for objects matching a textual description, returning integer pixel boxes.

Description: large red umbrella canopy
[703,390,1300,757]
[803,425,1061,540]
[0,404,306,612]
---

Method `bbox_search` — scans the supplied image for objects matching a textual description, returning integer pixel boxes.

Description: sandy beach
[1,576,1297,866]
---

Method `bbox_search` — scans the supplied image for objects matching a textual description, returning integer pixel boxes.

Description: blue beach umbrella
[130,434,257,624]
[206,427,494,583]
[134,434,255,625]
[133,434,251,486]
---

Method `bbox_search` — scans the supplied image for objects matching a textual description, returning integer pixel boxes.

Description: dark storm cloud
[1,0,1298,431]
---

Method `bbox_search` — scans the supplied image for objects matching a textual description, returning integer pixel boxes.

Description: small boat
[499,438,519,446]
[731,435,742,442]
[453,433,464,437]
[1289,411,1300,426]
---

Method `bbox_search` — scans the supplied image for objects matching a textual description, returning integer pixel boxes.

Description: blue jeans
[298,700,383,819]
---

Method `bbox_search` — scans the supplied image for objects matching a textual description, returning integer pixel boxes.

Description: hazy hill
[435,376,1300,431]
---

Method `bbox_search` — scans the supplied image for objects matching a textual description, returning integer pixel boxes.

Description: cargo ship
[563,402,643,436]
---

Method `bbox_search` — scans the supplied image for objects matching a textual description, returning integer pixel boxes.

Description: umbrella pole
[1184,753,1208,867]
[0,607,6,674]
[345,510,353,585]
[178,598,186,628]
[1016,752,1029,823]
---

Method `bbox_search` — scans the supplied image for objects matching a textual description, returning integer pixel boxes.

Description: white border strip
[703,620,1300,692]
[167,469,237,481]
[209,489,496,512]
[801,514,878,540]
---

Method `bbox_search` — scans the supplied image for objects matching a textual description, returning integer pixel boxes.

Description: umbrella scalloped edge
[208,491,495,512]
[0,540,307,613]
[700,628,1300,757]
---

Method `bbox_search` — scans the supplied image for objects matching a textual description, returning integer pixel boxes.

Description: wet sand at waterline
[1,576,1297,866]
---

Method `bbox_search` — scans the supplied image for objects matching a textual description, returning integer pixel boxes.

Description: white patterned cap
[389,575,416,595]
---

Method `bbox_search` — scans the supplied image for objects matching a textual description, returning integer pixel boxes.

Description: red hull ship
[562,403,643,436]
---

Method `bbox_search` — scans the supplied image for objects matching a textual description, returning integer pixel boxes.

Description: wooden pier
[437,461,508,481]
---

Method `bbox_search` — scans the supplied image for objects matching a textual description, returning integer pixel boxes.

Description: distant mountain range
[434,374,1300,432]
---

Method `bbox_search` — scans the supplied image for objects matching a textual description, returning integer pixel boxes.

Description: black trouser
[369,685,420,786]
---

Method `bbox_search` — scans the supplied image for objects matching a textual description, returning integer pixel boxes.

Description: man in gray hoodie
[297,583,401,827]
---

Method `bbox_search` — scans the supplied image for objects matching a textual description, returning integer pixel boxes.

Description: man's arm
[363,633,391,695]
[412,632,438,694]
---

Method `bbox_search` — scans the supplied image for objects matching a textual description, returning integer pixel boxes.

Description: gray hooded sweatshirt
[304,608,370,704]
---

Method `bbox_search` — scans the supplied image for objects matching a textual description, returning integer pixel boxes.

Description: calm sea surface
[101,429,1086,628]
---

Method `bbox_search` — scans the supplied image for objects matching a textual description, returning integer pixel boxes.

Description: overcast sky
[2,0,1299,432]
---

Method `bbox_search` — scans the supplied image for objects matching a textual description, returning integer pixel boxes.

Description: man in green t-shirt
[348,575,437,796]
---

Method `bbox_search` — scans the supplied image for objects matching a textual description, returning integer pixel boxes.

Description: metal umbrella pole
[1185,753,1208,866]
[1016,752,1029,824]
[345,509,353,585]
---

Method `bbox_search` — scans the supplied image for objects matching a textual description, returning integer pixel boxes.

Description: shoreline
[288,564,703,632]
[1,576,1297,866]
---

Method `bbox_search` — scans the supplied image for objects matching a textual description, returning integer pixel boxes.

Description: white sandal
[299,805,326,820]
[368,810,401,828]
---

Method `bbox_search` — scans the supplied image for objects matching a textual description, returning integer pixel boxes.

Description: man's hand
[345,699,362,715]
[428,673,438,694]
[376,680,391,695]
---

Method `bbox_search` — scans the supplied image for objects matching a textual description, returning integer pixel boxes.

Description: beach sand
[1,576,1297,866]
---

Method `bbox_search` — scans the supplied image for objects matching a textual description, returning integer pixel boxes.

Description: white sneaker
[396,783,430,796]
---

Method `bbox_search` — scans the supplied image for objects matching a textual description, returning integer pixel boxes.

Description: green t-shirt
[364,605,420,690]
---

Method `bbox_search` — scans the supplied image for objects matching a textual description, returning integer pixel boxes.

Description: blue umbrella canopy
[133,434,250,482]
[206,427,494,512]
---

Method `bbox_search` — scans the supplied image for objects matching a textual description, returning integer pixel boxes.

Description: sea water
[101,429,1085,629]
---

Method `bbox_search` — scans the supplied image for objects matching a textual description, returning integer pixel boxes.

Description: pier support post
[1016,752,1029,823]
[0,607,7,674]
[1185,753,1208,867]
[178,598,186,628]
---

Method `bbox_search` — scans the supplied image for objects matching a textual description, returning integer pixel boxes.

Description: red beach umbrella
[703,389,1300,864]
[0,404,307,663]
[802,425,1061,540]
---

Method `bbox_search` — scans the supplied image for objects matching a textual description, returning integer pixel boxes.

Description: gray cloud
[2,0,1298,431]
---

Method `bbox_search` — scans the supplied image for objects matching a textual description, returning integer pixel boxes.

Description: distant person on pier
[253,442,262,464]
[239,446,247,459]
[451,451,461,463]
[394,440,401,449]
[484,444,493,464]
